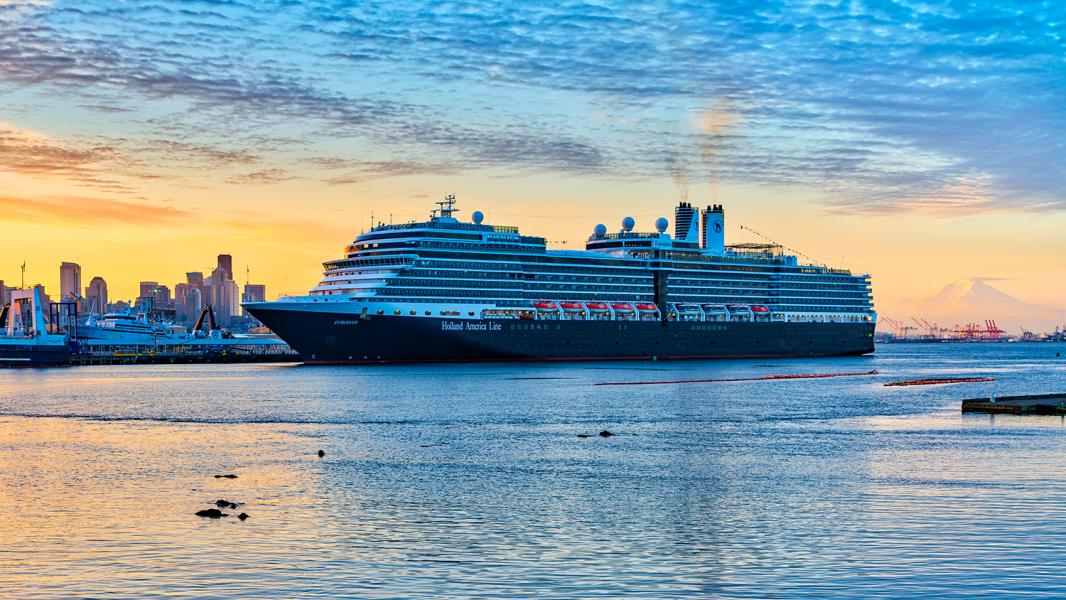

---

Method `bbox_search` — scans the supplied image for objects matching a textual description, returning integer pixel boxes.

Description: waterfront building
[0,280,7,307]
[60,262,82,301]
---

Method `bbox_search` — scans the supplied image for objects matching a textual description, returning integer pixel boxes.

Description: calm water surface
[2,343,1066,598]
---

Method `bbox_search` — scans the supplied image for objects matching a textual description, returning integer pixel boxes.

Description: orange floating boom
[884,377,996,387]
[596,370,880,386]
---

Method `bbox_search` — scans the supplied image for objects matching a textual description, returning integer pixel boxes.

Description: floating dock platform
[962,393,1066,415]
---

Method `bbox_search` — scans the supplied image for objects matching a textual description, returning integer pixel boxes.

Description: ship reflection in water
[1,343,1065,597]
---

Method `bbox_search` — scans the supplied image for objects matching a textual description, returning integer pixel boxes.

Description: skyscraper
[209,266,239,324]
[0,280,7,307]
[60,262,82,301]
[217,254,233,281]
[85,277,108,314]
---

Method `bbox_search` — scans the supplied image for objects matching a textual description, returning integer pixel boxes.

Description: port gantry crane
[911,317,949,340]
[882,316,915,340]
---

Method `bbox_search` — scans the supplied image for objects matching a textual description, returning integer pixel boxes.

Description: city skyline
[0,1,1063,315]
[0,253,266,328]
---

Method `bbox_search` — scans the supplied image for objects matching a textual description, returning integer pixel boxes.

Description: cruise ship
[244,196,875,363]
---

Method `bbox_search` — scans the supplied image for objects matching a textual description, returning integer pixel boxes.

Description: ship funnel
[674,202,699,243]
[701,204,725,254]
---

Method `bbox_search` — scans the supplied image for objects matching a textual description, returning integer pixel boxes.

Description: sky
[0,0,1063,316]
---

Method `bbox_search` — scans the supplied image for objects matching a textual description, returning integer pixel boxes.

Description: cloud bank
[0,0,1062,213]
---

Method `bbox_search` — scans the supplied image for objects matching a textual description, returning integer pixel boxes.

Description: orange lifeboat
[635,302,658,312]
[610,302,635,312]
[533,301,559,310]
[750,305,771,313]
[585,302,609,312]
[559,301,584,311]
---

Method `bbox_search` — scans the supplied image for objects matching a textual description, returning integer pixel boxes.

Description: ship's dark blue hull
[247,307,875,364]
[0,343,71,367]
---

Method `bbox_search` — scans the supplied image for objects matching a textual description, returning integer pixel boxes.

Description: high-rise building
[185,287,203,323]
[217,254,233,281]
[60,262,82,301]
[85,277,108,314]
[209,266,240,324]
[0,280,7,306]
[186,272,204,287]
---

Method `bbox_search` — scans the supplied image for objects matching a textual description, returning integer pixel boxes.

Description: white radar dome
[594,223,607,236]
[655,217,668,233]
[472,210,484,224]
[622,216,635,231]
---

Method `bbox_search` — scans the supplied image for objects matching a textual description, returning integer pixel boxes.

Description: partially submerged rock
[317,449,325,458]
[213,474,238,479]
[195,508,228,518]
[237,512,250,521]
[598,430,615,438]
[215,499,241,509]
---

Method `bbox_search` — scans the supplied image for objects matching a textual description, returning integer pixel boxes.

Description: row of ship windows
[318,274,871,300]
[406,252,849,276]
[314,285,873,306]
[403,266,867,287]
[354,247,865,281]
[321,291,872,312]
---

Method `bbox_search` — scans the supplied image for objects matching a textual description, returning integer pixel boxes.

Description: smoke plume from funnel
[697,103,740,202]
[668,153,690,203]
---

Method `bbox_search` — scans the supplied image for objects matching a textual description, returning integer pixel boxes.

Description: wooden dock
[962,393,1066,415]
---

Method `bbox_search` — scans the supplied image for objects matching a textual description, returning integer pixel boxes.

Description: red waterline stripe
[595,369,880,386]
[884,377,996,387]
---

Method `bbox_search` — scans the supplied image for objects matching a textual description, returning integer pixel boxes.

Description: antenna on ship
[433,194,459,220]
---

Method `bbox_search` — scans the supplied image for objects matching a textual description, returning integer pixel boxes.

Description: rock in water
[598,430,615,438]
[237,513,250,521]
[317,449,325,458]
[214,474,238,479]
[576,434,590,438]
[215,499,240,509]
[195,508,227,518]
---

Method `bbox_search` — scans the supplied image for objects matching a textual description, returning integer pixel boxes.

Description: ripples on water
[1,343,1065,598]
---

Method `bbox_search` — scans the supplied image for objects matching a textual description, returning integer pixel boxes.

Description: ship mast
[432,194,459,219]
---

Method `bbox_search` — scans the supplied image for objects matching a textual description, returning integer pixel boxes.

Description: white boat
[78,309,173,346]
